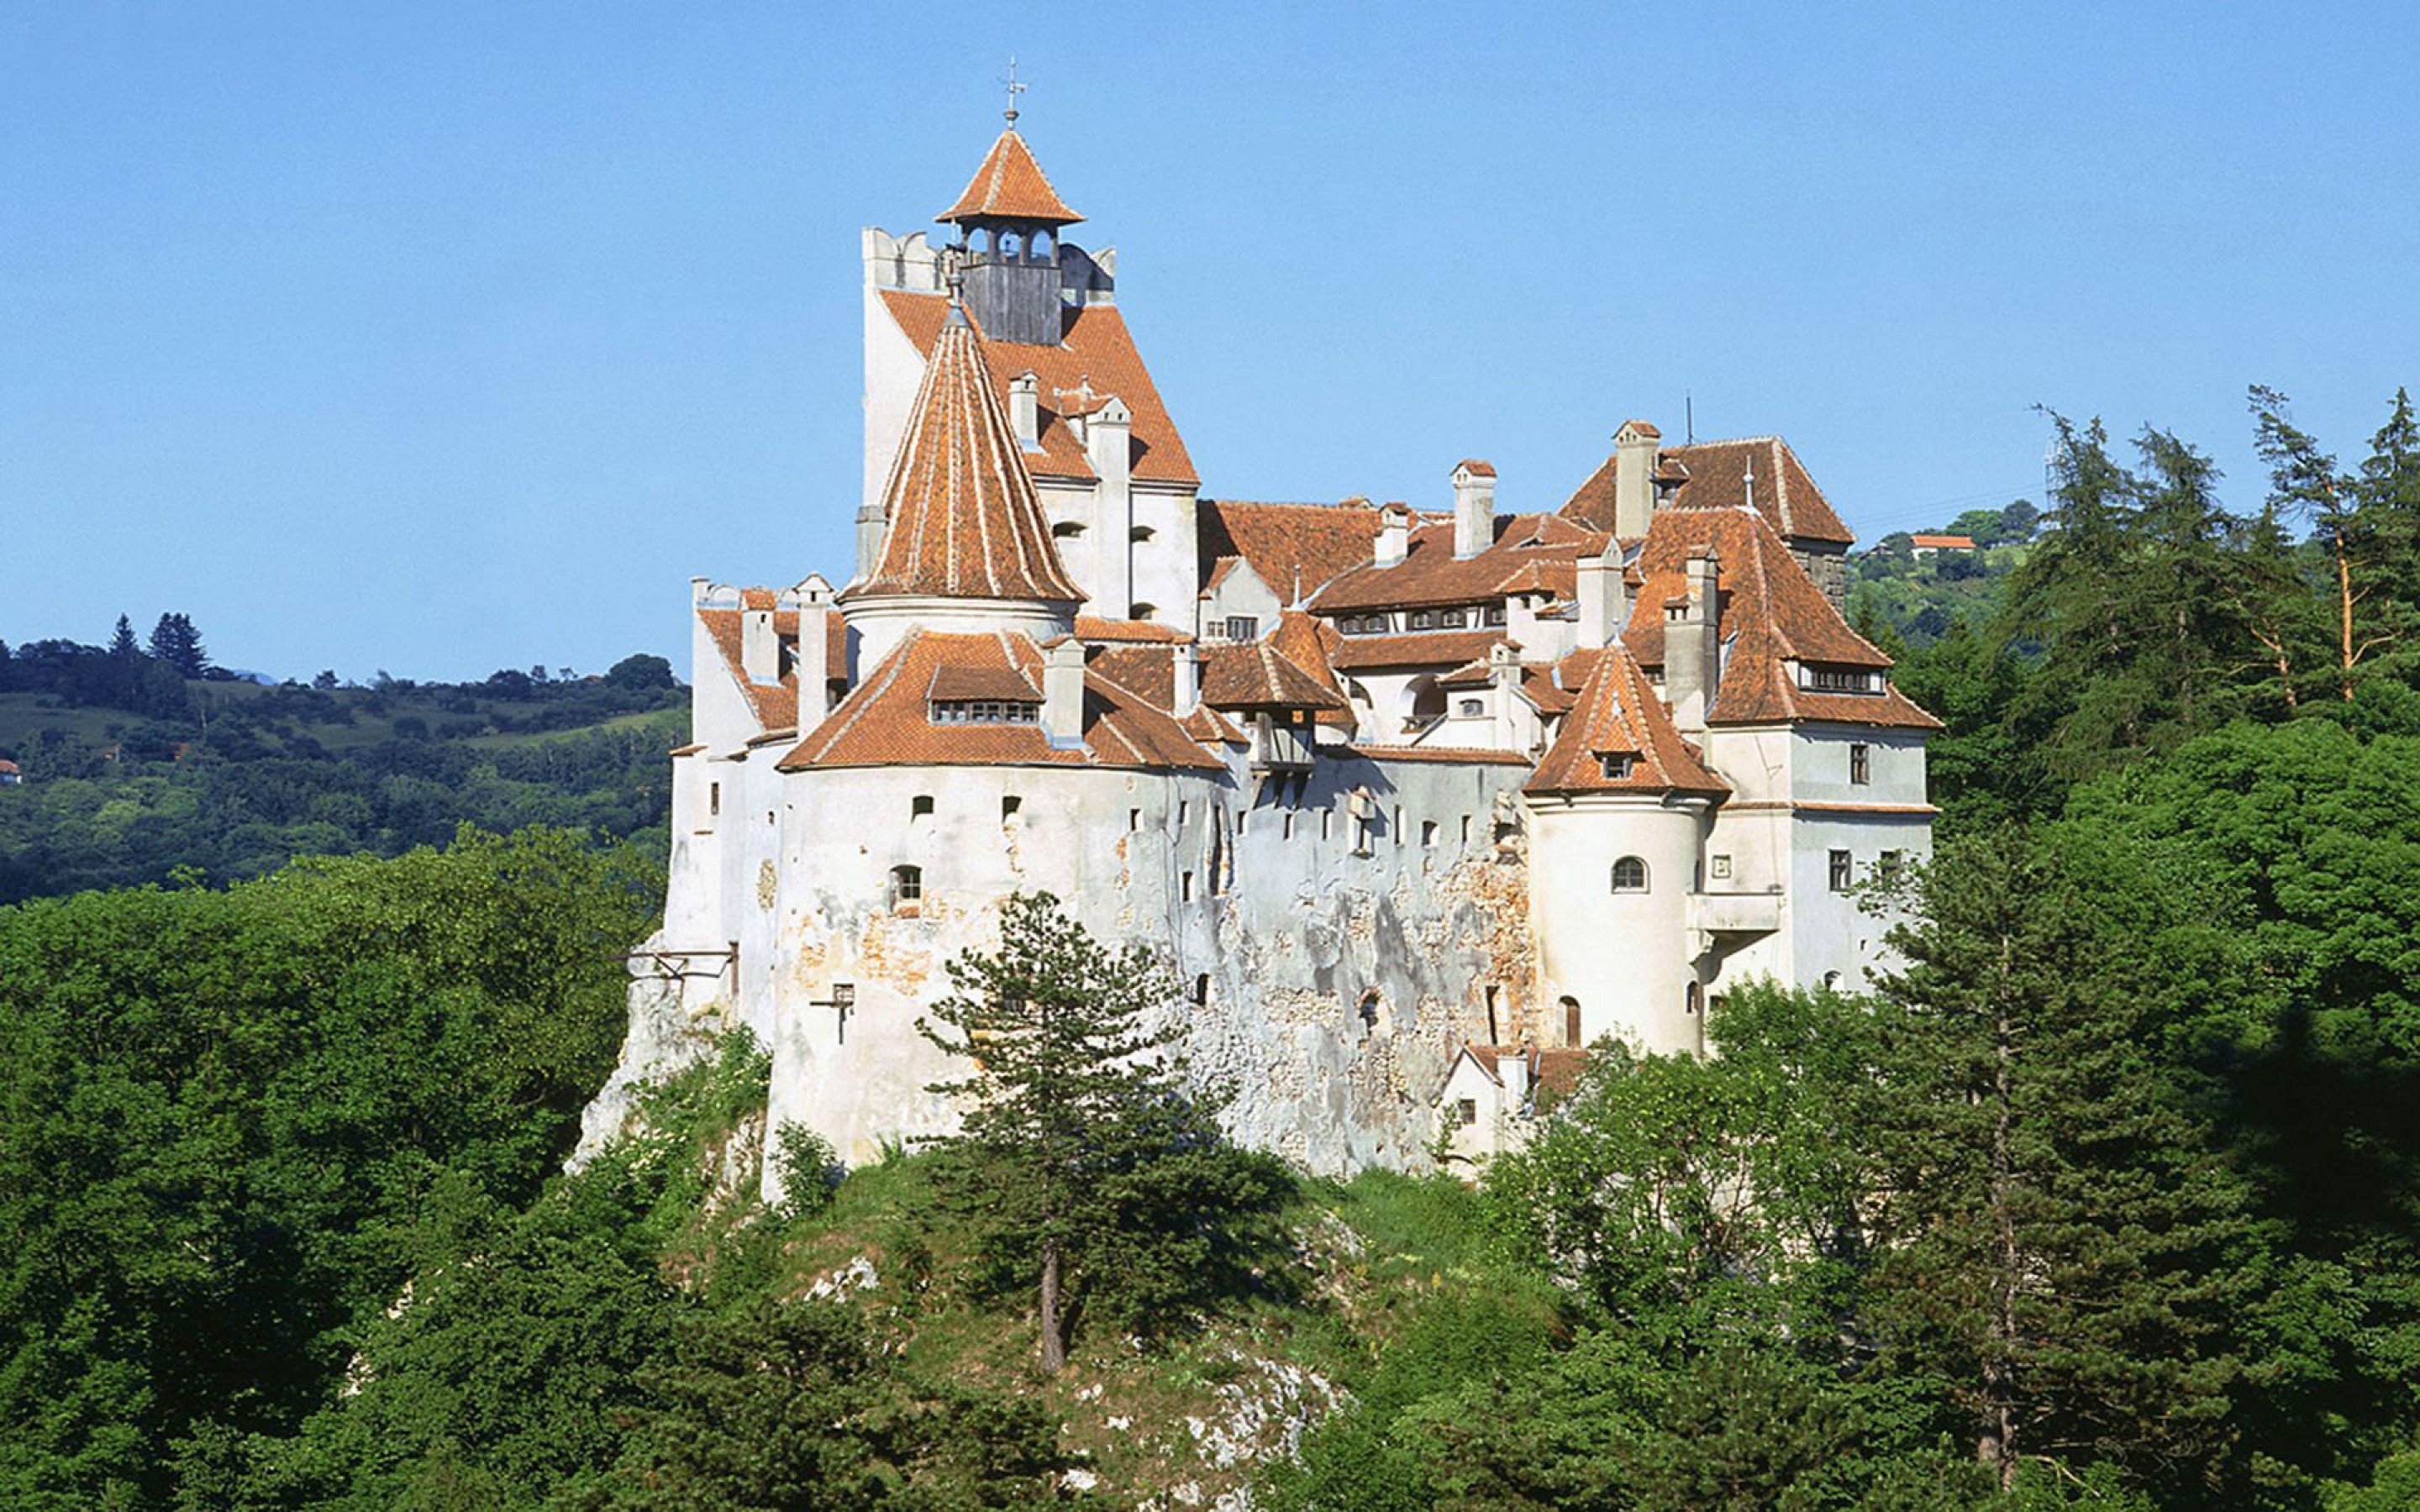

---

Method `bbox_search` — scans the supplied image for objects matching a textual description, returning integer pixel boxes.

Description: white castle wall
[1523,793,1712,1055]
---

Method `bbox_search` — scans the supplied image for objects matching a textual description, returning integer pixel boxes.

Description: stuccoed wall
[692,747,1537,1189]
[1523,793,1709,1055]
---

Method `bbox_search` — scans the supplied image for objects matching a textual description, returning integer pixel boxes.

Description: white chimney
[792,604,833,723]
[1451,459,1497,558]
[1007,371,1040,449]
[741,605,778,684]
[1613,418,1661,540]
[1498,1049,1530,1115]
[1171,641,1202,717]
[1042,638,1086,743]
[1375,501,1413,569]
[1666,549,1720,733]
[1575,543,1625,648]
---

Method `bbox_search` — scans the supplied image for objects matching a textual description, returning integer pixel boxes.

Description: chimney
[1171,641,1202,717]
[1665,549,1721,733]
[1613,419,1661,540]
[1575,543,1626,648]
[1452,459,1497,558]
[741,604,779,684]
[1375,501,1412,569]
[1008,371,1040,449]
[1042,638,1086,743]
[1498,1049,1530,1115]
[792,604,833,722]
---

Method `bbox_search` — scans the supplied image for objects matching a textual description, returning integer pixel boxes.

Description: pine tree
[2351,386,2420,684]
[918,890,1276,1374]
[1863,833,2257,1498]
[2250,386,2381,701]
[147,613,208,680]
[107,615,139,662]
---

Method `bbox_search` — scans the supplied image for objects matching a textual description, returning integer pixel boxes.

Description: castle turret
[839,291,1082,666]
[938,127,1083,347]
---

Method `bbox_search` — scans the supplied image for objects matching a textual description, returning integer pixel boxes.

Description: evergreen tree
[2250,386,2385,701]
[917,890,1282,1373]
[2351,386,2420,683]
[1864,833,2259,1499]
[106,614,139,662]
[147,612,208,680]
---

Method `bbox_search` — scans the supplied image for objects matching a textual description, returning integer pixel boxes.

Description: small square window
[1458,698,1484,717]
[1409,610,1434,630]
[911,794,934,819]
[1829,850,1853,891]
[1456,1098,1478,1126]
[1598,753,1634,780]
[1710,853,1732,880]
[1879,849,1904,883]
[1849,743,1871,785]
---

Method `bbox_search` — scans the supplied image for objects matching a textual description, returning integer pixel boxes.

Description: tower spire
[1001,56,1026,129]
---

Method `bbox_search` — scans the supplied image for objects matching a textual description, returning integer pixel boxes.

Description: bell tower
[935,108,1083,347]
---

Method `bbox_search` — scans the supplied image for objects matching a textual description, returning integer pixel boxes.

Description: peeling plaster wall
[644,746,1539,1191]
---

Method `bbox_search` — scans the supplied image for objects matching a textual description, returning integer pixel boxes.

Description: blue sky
[6,2,2416,680]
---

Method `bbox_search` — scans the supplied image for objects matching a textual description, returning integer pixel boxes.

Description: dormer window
[1483,603,1507,627]
[1340,614,1387,636]
[1597,753,1634,780]
[1223,616,1260,642]
[1409,610,1436,630]
[1438,607,1469,628]
[1803,665,1880,695]
[931,699,1039,724]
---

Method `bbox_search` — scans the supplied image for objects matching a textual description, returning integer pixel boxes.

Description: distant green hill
[1847,499,2040,644]
[0,638,687,902]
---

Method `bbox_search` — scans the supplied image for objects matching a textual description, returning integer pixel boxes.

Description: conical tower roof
[938,129,1084,226]
[1524,646,1728,797]
[847,305,1084,605]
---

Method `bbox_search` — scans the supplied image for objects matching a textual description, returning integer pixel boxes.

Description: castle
[581,123,1940,1178]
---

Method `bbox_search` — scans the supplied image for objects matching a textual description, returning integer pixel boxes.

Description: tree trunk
[1038,1239,1065,1375]
[1978,930,2021,1492]
[2336,533,2359,701]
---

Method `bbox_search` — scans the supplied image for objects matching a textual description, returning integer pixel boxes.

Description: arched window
[1560,995,1582,1047]
[1358,990,1380,1030]
[1611,856,1649,893]
[1052,520,1086,538]
[1686,981,1703,1016]
[888,864,922,910]
[910,794,934,821]
[1406,675,1446,727]
[1000,230,1023,262]
[1032,229,1055,261]
[1128,601,1159,622]
[1130,525,1156,543]
[971,227,994,260]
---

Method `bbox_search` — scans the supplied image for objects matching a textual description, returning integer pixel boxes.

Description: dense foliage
[0,625,684,902]
[0,827,656,1508]
[917,890,1292,1373]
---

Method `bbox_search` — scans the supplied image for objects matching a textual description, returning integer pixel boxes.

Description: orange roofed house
[578,123,1941,1179]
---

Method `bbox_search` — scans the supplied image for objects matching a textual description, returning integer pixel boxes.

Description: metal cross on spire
[1001,56,1027,128]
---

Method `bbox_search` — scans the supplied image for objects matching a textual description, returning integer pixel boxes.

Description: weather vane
[1002,56,1027,127]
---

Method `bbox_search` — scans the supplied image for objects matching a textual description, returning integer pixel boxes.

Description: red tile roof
[1308,512,1607,613]
[1910,533,1976,549]
[937,129,1083,225]
[1344,745,1533,765]
[1558,434,1854,546]
[1328,628,1511,672]
[1197,499,1386,605]
[1461,1045,1592,1100]
[1199,640,1351,712]
[1620,510,1941,731]
[1524,645,1728,796]
[695,604,854,735]
[1073,615,1191,643]
[779,629,1221,773]
[1456,458,1497,477]
[1267,610,1359,727]
[881,291,1197,487]
[849,307,1083,605]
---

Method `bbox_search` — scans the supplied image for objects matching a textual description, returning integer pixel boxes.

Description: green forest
[0,621,685,904]
[4,387,2420,1508]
